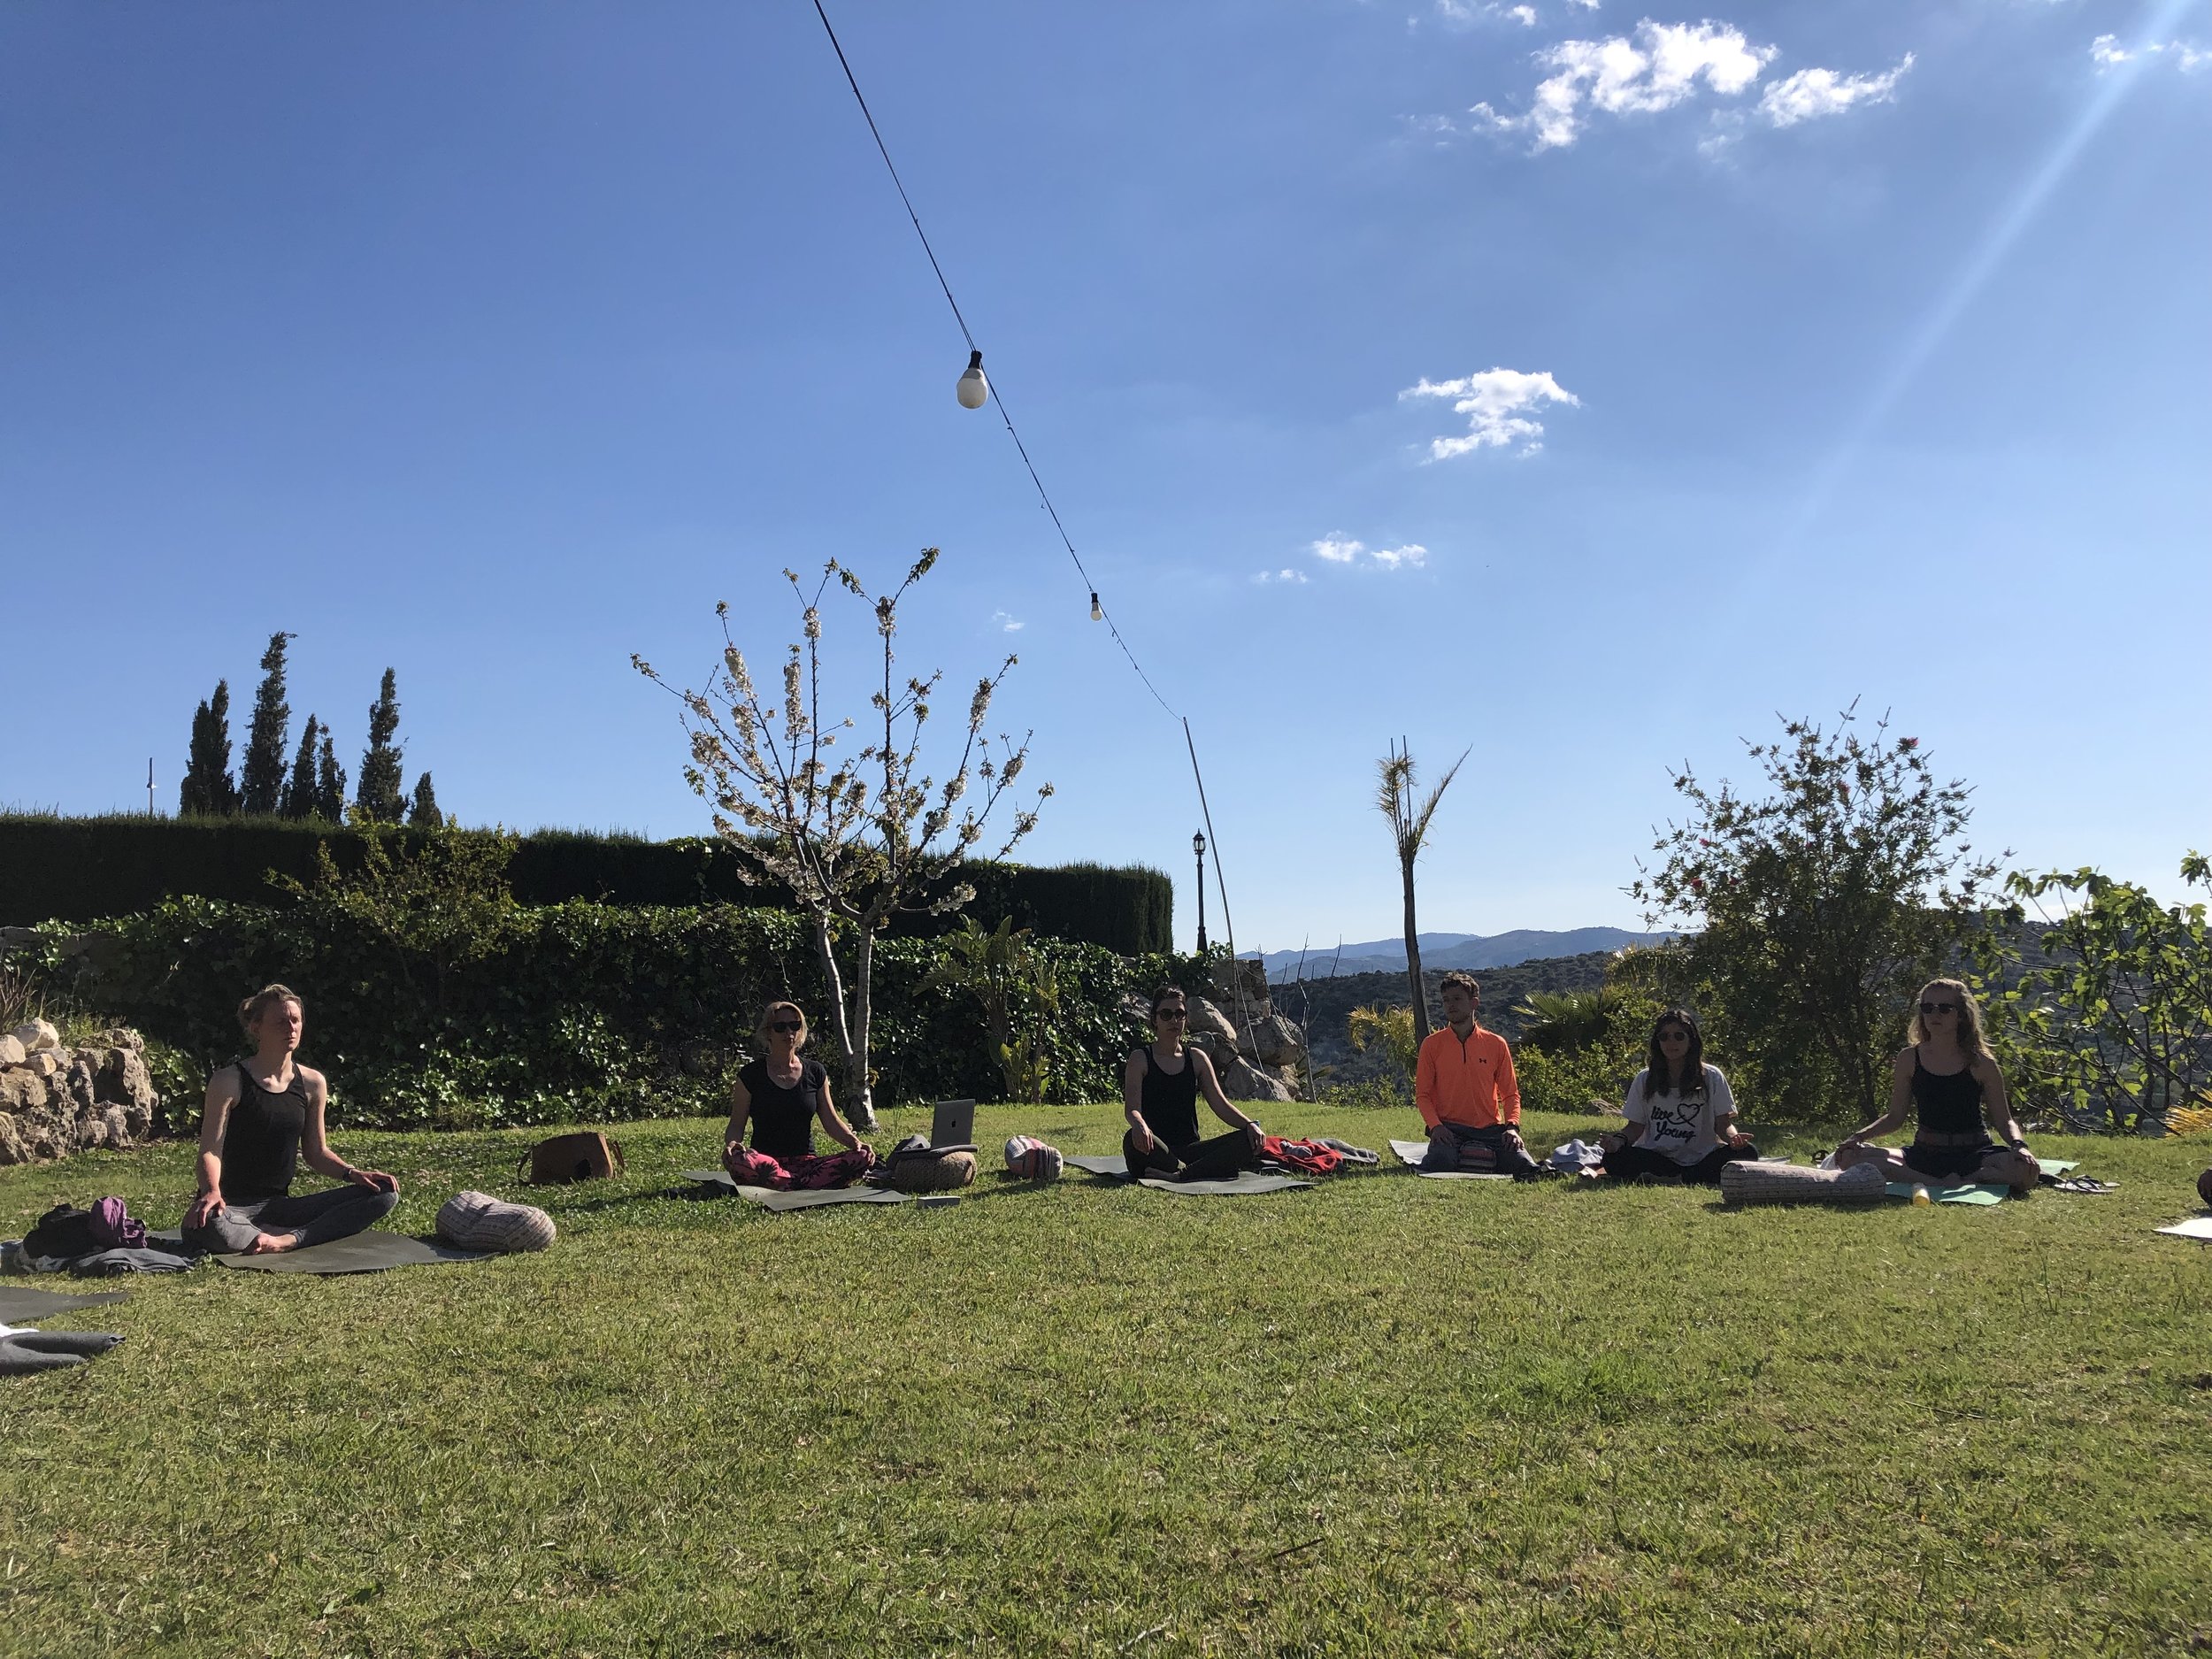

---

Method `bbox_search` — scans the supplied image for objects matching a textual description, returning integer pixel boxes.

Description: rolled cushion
[1719,1160,1886,1207]
[881,1149,977,1193]
[436,1189,557,1252]
[1003,1135,1064,1181]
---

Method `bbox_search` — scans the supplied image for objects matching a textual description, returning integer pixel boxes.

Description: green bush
[0,814,1173,954]
[16,895,1183,1132]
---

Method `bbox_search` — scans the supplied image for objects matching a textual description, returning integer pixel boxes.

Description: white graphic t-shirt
[1623,1064,1735,1165]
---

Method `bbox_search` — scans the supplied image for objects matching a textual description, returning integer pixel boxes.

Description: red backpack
[1258,1135,1345,1177]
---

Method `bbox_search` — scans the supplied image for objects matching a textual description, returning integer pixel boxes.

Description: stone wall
[0,1018,164,1166]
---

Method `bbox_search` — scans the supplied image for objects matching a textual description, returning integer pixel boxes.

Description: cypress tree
[314,729,349,824]
[356,668,406,822]
[239,631,296,817]
[406,772,443,828]
[180,680,239,817]
[281,715,323,819]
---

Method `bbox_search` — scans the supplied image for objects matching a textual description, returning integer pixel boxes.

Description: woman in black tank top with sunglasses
[1833,979,2040,1193]
[1121,985,1265,1181]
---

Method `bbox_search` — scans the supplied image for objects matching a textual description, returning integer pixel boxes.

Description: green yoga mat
[0,1286,130,1324]
[1886,1182,2008,1206]
[213,1233,489,1274]
[680,1170,911,1211]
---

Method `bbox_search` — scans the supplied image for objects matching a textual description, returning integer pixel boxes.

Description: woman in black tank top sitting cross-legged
[1833,979,2041,1194]
[1122,985,1265,1181]
[724,1000,870,1172]
[180,984,401,1255]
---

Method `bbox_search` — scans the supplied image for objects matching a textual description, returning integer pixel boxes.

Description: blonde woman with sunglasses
[1833,979,2040,1193]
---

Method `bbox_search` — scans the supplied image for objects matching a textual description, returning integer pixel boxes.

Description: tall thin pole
[147,757,154,816]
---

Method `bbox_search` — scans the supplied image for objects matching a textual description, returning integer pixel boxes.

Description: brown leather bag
[517,1131,624,1186]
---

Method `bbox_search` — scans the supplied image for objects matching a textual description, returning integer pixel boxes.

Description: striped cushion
[435,1190,557,1252]
[1003,1135,1064,1181]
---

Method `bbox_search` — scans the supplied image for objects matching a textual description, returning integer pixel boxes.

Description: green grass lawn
[4,1104,2211,1658]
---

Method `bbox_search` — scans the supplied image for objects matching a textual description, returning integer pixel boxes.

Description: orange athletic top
[1415,1023,1521,1129]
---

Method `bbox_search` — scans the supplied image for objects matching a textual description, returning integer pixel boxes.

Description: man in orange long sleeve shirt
[1414,972,1540,1176]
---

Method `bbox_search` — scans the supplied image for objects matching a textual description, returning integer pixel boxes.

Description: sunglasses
[1919,1002,1958,1017]
[768,1020,803,1034]
[1155,1008,1187,1021]
[1657,1028,1691,1041]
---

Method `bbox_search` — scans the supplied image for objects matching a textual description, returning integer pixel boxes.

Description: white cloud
[1308,535,1429,570]
[1251,568,1310,584]
[990,610,1025,633]
[1458,19,1911,151]
[1401,368,1579,458]
[1509,4,1537,25]
[1471,21,1773,150]
[2093,35,2211,73]
[1758,53,1914,126]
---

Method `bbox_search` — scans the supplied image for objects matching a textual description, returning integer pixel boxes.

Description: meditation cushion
[879,1147,977,1193]
[435,1190,556,1253]
[1003,1135,1064,1181]
[1720,1160,1886,1207]
[2199,1166,2212,1209]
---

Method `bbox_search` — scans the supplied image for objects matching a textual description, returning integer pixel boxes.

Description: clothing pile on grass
[3,1199,192,1277]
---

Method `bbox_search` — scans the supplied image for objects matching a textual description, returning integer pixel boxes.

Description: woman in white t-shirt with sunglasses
[1590,1008,1758,1184]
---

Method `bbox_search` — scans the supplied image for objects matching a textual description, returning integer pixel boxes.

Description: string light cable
[805,0,1263,1025]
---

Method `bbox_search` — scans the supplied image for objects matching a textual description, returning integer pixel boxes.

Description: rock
[1187,996,1240,1045]
[12,1018,60,1054]
[0,1025,165,1167]
[0,1069,48,1113]
[0,1034,23,1067]
[1209,957,1273,1019]
[1210,1049,1297,1103]
[1240,1011,1307,1071]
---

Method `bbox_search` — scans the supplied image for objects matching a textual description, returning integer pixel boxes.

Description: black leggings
[183,1186,399,1254]
[1124,1127,1258,1183]
[1601,1142,1760,1185]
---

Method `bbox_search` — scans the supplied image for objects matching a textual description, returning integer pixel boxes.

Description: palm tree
[1513,987,1625,1056]
[1375,740,1469,1044]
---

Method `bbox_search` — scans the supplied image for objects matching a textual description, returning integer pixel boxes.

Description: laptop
[929,1098,976,1149]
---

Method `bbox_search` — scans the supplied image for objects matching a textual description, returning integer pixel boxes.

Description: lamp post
[1193,831,1208,955]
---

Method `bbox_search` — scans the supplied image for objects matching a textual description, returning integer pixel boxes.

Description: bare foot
[244,1231,299,1255]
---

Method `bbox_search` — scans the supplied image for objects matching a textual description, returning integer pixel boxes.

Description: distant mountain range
[1258,928,1674,984]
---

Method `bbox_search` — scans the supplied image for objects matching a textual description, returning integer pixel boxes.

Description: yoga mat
[1134,1173,1310,1197]
[0,1286,129,1324]
[2037,1159,2080,1177]
[1388,1139,1514,1181]
[1064,1155,1132,1180]
[680,1171,910,1211]
[2155,1217,2212,1241]
[1886,1182,2008,1206]
[213,1233,489,1274]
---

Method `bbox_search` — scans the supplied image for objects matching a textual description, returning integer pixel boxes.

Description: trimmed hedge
[19,898,1192,1131]
[0,815,1173,954]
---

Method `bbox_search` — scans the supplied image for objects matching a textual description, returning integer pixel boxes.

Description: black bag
[23,1204,102,1262]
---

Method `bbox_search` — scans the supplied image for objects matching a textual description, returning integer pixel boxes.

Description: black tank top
[222,1059,308,1199]
[1137,1044,1202,1148]
[741,1057,826,1162]
[1911,1050,1985,1139]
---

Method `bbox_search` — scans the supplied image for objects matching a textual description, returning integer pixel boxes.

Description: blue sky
[4,0,2207,953]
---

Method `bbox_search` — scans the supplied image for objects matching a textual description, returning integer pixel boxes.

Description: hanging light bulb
[1089,592,1102,622]
[956,349,989,410]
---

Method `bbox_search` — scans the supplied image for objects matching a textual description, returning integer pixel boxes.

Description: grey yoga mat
[213,1233,489,1274]
[1064,1154,1133,1179]
[1387,1139,1515,1181]
[1134,1173,1311,1197]
[1061,1156,1307,1194]
[0,1286,129,1324]
[680,1170,911,1211]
